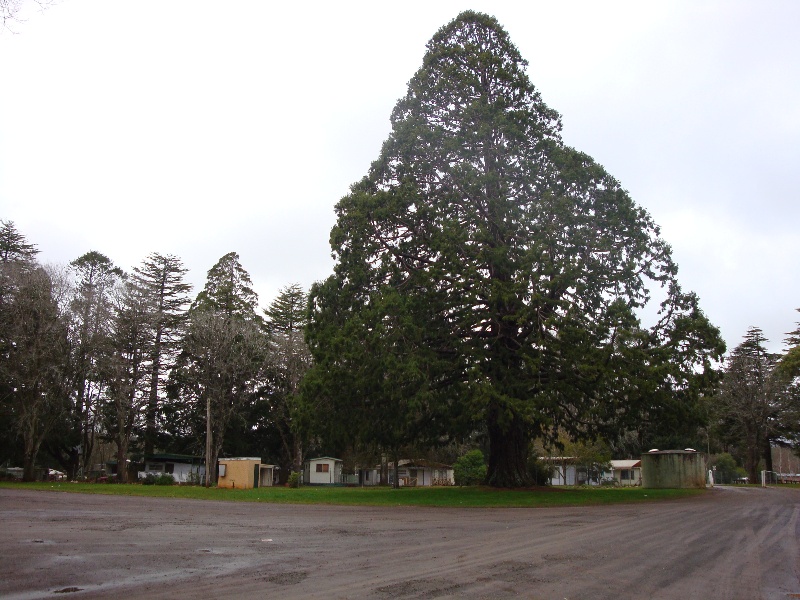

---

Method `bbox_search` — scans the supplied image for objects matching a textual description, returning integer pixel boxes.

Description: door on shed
[259,466,273,487]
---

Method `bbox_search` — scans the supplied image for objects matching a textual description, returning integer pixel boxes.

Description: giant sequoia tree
[306,12,724,487]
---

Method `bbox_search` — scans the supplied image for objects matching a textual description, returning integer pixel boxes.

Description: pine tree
[778,309,800,380]
[192,252,260,322]
[131,253,192,456]
[0,220,39,265]
[264,284,311,476]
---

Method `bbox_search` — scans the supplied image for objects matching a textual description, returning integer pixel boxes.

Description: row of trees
[2,207,798,486]
[0,220,310,483]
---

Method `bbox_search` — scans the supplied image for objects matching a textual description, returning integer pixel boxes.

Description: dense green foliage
[710,453,745,485]
[141,473,175,486]
[453,450,488,486]
[304,11,725,487]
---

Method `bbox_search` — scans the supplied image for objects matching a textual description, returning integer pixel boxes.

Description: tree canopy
[305,11,725,487]
[192,251,260,322]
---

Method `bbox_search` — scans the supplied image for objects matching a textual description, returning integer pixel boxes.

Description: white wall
[139,461,204,483]
[550,465,577,485]
[306,459,339,484]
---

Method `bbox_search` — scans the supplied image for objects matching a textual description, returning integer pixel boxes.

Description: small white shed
[137,454,205,484]
[304,457,343,485]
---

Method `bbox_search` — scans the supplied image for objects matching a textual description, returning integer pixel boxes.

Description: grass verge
[0,482,705,508]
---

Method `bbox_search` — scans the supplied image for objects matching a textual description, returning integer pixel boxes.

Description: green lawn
[0,482,705,507]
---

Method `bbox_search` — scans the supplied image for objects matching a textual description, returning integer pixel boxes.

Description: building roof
[384,459,453,470]
[306,456,343,463]
[404,459,453,469]
[140,453,204,463]
[610,460,641,469]
[540,456,578,463]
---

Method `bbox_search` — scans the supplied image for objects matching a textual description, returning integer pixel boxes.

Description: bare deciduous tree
[173,310,267,486]
[0,263,70,480]
[1,0,56,32]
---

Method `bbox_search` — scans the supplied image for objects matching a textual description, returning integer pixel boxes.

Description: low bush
[453,450,487,486]
[141,473,174,486]
[287,472,301,488]
[155,474,175,486]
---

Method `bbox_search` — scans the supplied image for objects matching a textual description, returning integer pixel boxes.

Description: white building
[546,457,642,486]
[362,459,454,487]
[607,459,642,486]
[136,454,205,484]
[304,457,344,485]
[546,457,603,486]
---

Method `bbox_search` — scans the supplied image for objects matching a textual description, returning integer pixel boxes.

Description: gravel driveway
[1,486,797,599]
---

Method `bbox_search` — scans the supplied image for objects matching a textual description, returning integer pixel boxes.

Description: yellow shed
[217,458,276,489]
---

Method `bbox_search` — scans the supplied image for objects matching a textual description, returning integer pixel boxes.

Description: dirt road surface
[1,486,797,599]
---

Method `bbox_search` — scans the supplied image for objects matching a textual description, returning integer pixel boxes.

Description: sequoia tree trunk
[486,404,531,487]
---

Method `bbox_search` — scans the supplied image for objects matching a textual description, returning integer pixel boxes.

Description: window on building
[316,463,329,473]
[165,463,174,474]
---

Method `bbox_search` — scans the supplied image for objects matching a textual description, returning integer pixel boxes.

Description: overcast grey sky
[1,1,798,354]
